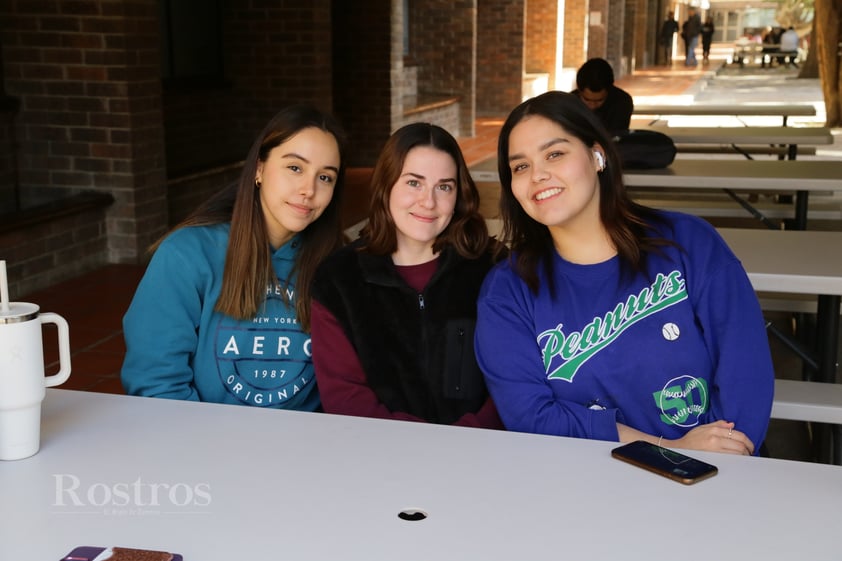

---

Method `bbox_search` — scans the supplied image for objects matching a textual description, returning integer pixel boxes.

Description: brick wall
[0,101,17,211]
[623,0,637,72]
[588,0,609,60]
[477,0,524,116]
[1,0,341,296]
[332,0,393,166]
[606,0,627,75]
[397,99,461,137]
[636,0,659,68]
[0,191,112,299]
[1,0,168,266]
[167,163,243,228]
[164,1,336,177]
[410,0,476,136]
[563,0,588,68]
[625,0,658,71]
[525,0,558,91]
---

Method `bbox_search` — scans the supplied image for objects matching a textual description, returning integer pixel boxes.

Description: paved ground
[630,61,841,161]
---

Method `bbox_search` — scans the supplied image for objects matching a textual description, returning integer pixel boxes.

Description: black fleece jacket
[311,241,500,424]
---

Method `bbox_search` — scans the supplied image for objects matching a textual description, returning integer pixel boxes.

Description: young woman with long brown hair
[475,91,774,454]
[122,105,346,409]
[310,122,502,427]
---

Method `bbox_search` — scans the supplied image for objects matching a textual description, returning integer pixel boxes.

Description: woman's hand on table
[665,420,754,455]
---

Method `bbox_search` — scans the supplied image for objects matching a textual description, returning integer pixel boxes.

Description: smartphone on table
[611,440,718,485]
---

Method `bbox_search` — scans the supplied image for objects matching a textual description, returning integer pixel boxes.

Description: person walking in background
[659,11,679,65]
[474,91,775,455]
[572,57,634,136]
[682,7,702,66]
[701,16,715,63]
[122,105,347,409]
[310,123,503,428]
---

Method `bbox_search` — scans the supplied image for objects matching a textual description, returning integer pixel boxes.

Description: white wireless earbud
[594,151,605,170]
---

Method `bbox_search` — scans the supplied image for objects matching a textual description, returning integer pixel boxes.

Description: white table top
[3,389,839,561]
[717,228,842,296]
[642,125,833,146]
[633,104,817,117]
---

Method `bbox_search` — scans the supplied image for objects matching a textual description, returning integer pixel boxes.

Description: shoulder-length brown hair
[496,91,672,293]
[360,122,489,258]
[152,105,347,330]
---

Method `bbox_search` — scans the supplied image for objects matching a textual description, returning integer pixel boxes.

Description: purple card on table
[61,546,183,561]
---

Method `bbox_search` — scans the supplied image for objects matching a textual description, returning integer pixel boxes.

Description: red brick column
[1,0,168,263]
[477,0,525,116]
[526,0,559,91]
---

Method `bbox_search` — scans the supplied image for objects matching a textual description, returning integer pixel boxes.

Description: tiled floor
[20,53,830,462]
[28,264,145,394]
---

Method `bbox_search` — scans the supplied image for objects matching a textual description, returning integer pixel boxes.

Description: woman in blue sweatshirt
[121,105,347,409]
[474,91,774,455]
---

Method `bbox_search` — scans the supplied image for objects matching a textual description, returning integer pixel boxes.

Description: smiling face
[388,145,458,264]
[507,114,603,236]
[255,127,341,248]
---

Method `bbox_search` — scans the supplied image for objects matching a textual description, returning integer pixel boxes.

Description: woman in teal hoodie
[121,105,347,409]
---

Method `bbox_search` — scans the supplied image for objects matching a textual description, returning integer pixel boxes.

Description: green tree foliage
[775,0,814,35]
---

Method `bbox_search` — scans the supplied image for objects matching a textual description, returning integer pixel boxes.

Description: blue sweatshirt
[474,212,774,451]
[121,223,319,410]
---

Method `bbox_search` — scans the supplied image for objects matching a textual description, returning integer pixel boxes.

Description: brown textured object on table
[102,547,174,561]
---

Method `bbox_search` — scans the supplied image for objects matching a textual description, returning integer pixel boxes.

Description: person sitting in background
[474,91,774,455]
[779,26,799,68]
[122,105,347,409]
[310,123,503,428]
[761,26,781,68]
[571,57,634,136]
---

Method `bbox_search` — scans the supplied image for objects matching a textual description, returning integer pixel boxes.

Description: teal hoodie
[121,223,319,410]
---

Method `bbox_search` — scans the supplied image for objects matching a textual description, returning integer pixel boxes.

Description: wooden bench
[772,379,842,424]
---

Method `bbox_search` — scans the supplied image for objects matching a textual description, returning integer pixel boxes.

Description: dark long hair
[496,90,670,293]
[157,104,347,330]
[360,122,489,258]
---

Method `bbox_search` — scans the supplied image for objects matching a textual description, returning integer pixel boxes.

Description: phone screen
[611,440,718,484]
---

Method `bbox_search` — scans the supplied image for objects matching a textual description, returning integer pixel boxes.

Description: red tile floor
[21,59,719,395]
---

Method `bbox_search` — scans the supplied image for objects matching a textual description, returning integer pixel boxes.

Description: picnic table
[632,103,816,126]
[641,125,833,160]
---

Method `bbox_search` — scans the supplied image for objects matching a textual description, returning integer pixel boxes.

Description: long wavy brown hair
[152,105,347,330]
[360,122,489,258]
[496,91,673,294]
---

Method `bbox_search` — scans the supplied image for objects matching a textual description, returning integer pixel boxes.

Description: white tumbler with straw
[0,260,72,460]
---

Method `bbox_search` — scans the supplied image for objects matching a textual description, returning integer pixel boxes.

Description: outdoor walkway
[459,55,719,167]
